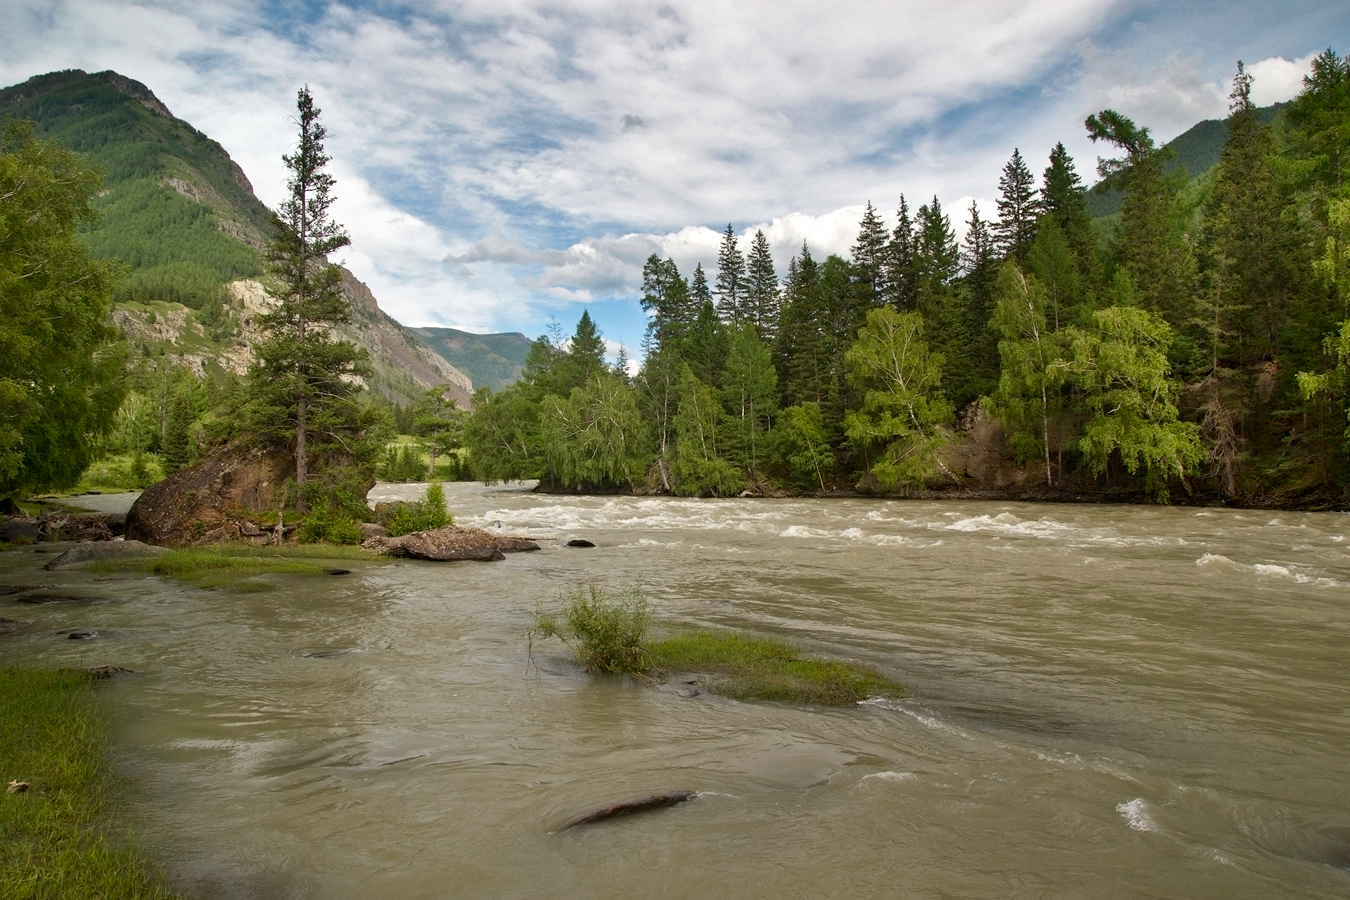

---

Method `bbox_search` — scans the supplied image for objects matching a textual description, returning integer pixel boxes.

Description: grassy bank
[649,631,905,705]
[531,584,905,706]
[88,545,376,590]
[0,668,178,899]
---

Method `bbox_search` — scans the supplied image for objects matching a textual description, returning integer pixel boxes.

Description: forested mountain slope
[413,327,532,393]
[0,69,472,407]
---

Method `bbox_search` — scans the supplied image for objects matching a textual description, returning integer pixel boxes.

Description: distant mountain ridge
[0,68,473,407]
[412,327,533,393]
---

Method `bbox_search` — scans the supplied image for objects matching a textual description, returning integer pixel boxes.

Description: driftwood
[557,791,696,831]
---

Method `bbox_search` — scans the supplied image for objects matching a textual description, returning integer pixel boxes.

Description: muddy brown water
[3,483,1348,899]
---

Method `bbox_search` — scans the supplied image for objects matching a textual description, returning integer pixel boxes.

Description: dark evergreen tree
[714,224,747,325]
[685,297,728,387]
[993,148,1039,262]
[961,202,1000,395]
[248,87,369,508]
[884,195,918,310]
[639,255,692,351]
[744,229,780,342]
[1041,142,1101,297]
[1086,109,1193,325]
[851,201,890,305]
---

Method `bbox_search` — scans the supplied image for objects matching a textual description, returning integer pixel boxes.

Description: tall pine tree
[714,224,747,325]
[993,148,1039,263]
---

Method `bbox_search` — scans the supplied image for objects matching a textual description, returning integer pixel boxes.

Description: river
[4,483,1349,899]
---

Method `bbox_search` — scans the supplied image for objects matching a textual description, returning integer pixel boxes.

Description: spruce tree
[1041,142,1100,294]
[993,148,1039,262]
[884,195,917,310]
[249,87,369,507]
[1086,109,1193,325]
[851,201,890,305]
[961,202,1000,394]
[640,255,692,351]
[714,224,746,324]
[744,229,780,342]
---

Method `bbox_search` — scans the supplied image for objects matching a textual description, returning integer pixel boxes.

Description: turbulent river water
[4,483,1350,899]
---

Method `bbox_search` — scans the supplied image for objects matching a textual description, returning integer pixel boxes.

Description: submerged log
[557,791,696,831]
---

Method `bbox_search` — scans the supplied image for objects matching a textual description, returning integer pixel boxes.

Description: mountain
[0,69,473,407]
[1085,103,1286,218]
[412,327,534,393]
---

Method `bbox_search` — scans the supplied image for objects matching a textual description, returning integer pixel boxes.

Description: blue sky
[2,1,1346,365]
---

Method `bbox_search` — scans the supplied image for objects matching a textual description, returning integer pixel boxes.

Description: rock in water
[495,536,541,553]
[362,526,504,561]
[43,540,168,570]
[565,539,596,548]
[557,791,696,831]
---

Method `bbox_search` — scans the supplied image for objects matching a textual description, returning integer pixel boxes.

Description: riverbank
[0,668,178,899]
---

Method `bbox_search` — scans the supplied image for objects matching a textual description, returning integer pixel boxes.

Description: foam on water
[863,771,917,783]
[1117,798,1159,833]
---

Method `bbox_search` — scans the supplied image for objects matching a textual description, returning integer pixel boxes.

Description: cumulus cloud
[0,0,1333,352]
[1247,52,1320,107]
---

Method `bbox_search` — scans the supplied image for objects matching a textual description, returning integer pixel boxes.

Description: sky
[2,1,1346,365]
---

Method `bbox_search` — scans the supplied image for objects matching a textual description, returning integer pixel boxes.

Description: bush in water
[531,583,651,675]
[382,482,452,536]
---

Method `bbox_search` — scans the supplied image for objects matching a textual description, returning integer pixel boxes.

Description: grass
[0,668,180,899]
[650,631,906,706]
[531,584,905,706]
[73,452,164,494]
[86,545,377,590]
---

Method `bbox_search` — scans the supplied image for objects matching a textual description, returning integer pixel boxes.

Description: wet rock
[43,539,168,571]
[363,526,505,562]
[557,791,696,831]
[0,585,36,595]
[84,665,135,678]
[0,518,42,543]
[16,594,88,605]
[60,629,99,640]
[0,617,28,634]
[495,536,541,553]
[565,539,596,548]
[323,567,352,576]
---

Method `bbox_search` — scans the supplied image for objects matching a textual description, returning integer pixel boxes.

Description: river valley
[3,483,1349,899]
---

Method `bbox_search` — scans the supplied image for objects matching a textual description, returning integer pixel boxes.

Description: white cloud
[1246,52,1319,107]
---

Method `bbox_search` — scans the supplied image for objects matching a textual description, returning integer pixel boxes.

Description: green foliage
[381,482,452,536]
[297,500,364,545]
[844,307,953,489]
[719,325,779,477]
[530,583,652,675]
[540,373,649,490]
[989,263,1070,484]
[380,441,427,482]
[671,365,743,496]
[0,120,128,500]
[769,402,833,491]
[0,668,181,899]
[1069,306,1205,500]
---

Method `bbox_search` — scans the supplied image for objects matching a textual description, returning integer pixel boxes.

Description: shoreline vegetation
[530,584,905,706]
[0,668,179,900]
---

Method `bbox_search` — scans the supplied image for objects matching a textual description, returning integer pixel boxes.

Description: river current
[4,483,1349,899]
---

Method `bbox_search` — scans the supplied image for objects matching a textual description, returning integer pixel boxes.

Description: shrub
[531,583,651,675]
[297,501,364,545]
[382,481,452,536]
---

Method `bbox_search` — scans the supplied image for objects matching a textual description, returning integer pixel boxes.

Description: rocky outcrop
[43,540,168,571]
[125,442,297,546]
[361,526,539,561]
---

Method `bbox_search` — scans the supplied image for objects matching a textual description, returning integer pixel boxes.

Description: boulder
[362,526,505,561]
[125,442,371,547]
[557,792,696,831]
[495,536,541,553]
[0,518,42,543]
[43,540,168,571]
